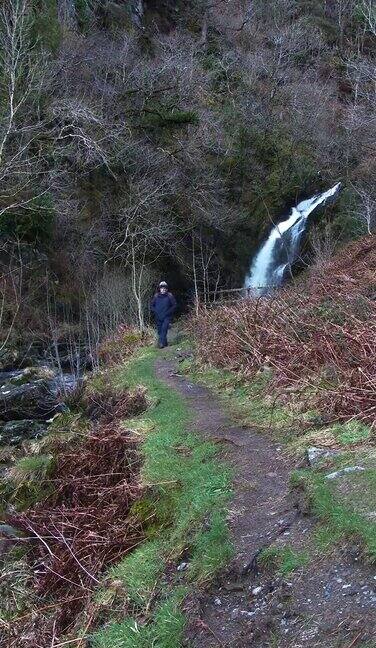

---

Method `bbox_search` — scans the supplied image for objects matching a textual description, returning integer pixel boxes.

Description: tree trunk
[57,0,77,30]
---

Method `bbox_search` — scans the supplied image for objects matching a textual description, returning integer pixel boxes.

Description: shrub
[190,236,376,428]
[98,326,149,366]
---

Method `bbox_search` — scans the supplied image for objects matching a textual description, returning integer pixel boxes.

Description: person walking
[151,281,177,348]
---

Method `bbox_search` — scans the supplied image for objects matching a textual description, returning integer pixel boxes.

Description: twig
[10,597,86,623]
[346,631,364,648]
[52,525,101,584]
[197,620,224,646]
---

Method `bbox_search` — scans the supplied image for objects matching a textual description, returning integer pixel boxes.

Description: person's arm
[151,295,157,314]
[166,293,177,317]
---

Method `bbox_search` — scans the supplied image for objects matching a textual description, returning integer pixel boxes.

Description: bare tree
[0,240,23,356]
[360,0,376,36]
[0,0,48,220]
[350,182,376,234]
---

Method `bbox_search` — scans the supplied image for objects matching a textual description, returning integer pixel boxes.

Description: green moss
[130,497,156,523]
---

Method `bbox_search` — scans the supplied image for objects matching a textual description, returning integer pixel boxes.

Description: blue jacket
[151,292,177,321]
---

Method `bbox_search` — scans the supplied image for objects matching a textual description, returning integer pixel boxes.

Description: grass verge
[291,469,376,561]
[179,359,294,435]
[91,348,233,647]
[182,356,376,561]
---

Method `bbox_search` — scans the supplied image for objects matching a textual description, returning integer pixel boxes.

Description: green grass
[183,362,292,434]
[11,454,54,481]
[291,469,376,561]
[37,412,89,453]
[266,632,282,648]
[335,467,376,525]
[108,538,166,607]
[92,348,232,647]
[189,510,232,581]
[259,545,309,576]
[1,454,55,510]
[332,420,371,446]
[313,524,343,553]
[93,588,187,648]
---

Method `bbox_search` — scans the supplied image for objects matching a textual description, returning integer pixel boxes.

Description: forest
[0,0,375,368]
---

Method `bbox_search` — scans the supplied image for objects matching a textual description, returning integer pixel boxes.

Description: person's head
[159,281,168,294]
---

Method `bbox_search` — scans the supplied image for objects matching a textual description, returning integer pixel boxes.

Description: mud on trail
[155,355,376,648]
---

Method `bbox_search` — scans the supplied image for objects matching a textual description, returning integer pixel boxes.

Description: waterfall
[244,183,341,294]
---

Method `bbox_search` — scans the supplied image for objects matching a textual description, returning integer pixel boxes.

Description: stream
[0,366,80,445]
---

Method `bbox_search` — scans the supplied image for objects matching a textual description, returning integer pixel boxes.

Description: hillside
[1,2,376,647]
[185,234,376,646]
[2,236,376,647]
[1,0,376,365]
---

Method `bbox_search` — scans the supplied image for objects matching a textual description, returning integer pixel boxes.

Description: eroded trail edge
[155,356,376,648]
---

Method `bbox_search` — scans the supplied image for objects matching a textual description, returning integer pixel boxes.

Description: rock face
[0,420,48,445]
[0,379,62,421]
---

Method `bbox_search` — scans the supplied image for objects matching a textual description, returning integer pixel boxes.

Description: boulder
[0,524,18,538]
[8,366,55,385]
[0,366,55,388]
[0,419,48,445]
[325,466,365,480]
[0,524,20,558]
[307,446,339,466]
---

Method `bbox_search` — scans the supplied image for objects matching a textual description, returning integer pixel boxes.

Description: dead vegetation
[191,236,376,427]
[2,375,148,645]
[82,383,148,423]
[97,326,152,367]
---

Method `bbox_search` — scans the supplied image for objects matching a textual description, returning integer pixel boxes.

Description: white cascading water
[244,183,341,294]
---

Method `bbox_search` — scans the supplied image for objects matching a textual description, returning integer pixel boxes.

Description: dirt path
[155,355,376,648]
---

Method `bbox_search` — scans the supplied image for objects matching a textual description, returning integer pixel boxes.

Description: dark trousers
[156,317,171,347]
